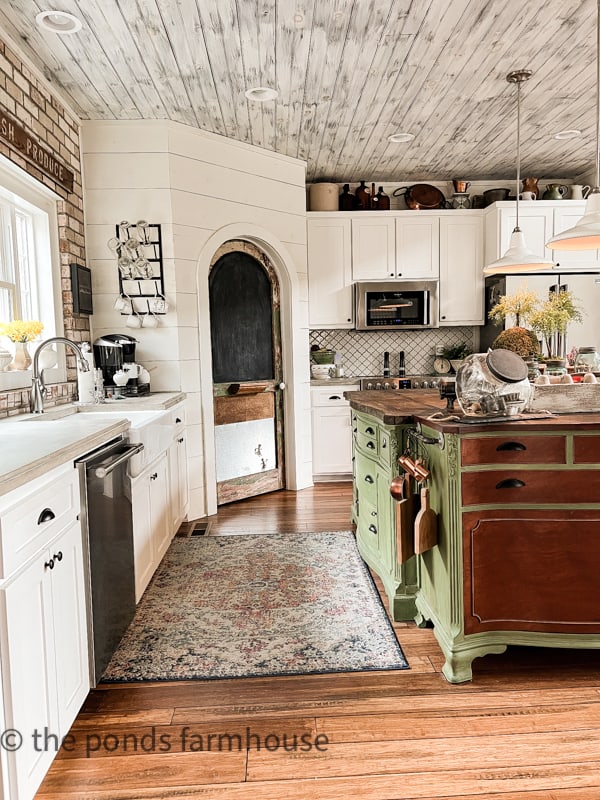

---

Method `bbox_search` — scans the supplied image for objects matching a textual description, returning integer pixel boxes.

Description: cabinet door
[351,217,396,280]
[131,476,154,602]
[51,520,89,735]
[168,434,190,533]
[552,206,600,268]
[311,406,352,475]
[150,455,171,563]
[1,551,57,799]
[500,205,554,261]
[395,216,440,279]
[439,215,484,324]
[307,217,353,327]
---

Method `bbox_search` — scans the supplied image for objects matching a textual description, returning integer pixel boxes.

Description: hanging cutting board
[414,487,438,554]
[391,474,414,564]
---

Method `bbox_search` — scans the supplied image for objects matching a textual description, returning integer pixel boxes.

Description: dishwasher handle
[95,443,144,479]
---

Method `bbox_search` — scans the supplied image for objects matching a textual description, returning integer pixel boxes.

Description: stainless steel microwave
[354,281,439,330]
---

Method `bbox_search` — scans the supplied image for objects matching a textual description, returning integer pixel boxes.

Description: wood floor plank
[70,709,175,729]
[56,718,317,759]
[246,730,600,781]
[316,701,600,742]
[35,760,600,799]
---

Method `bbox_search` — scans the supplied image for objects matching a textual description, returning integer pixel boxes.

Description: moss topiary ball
[491,327,540,359]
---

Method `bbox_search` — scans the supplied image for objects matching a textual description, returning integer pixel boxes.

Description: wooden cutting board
[395,475,415,564]
[414,486,438,554]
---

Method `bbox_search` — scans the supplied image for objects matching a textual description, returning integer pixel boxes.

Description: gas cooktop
[359,375,443,390]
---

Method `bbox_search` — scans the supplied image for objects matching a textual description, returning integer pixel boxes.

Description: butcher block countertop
[345,389,600,431]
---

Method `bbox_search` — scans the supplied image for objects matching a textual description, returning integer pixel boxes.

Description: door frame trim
[195,223,308,517]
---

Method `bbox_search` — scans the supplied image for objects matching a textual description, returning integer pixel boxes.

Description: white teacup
[125,313,142,328]
[519,191,536,201]
[114,295,132,312]
[311,364,332,379]
[143,313,159,327]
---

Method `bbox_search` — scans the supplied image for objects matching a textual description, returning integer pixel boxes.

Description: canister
[309,183,338,211]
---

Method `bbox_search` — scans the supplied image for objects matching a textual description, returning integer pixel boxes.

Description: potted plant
[442,343,473,373]
[528,289,583,364]
[488,286,541,359]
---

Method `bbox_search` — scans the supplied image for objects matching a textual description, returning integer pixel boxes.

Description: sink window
[0,156,64,390]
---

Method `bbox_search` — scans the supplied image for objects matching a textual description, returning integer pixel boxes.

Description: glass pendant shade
[546,191,600,250]
[483,229,554,275]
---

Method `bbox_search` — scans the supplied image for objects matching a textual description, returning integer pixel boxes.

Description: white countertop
[0,392,186,497]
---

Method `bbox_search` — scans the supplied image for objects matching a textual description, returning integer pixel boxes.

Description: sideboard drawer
[461,435,566,466]
[461,469,600,506]
[355,458,378,507]
[573,435,600,464]
[355,418,379,456]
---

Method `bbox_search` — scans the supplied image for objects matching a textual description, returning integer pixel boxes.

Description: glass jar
[456,350,532,417]
[574,346,600,372]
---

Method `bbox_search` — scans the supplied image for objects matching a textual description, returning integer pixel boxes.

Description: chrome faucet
[30,337,90,414]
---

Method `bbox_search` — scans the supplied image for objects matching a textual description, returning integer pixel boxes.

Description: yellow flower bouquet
[0,320,44,342]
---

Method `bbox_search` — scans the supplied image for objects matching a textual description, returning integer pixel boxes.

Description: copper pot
[393,184,445,210]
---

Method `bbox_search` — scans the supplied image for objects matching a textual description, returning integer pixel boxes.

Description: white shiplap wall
[82,120,310,519]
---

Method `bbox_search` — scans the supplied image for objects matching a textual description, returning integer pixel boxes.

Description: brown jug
[339,184,355,211]
[355,180,371,210]
[521,177,539,199]
[372,186,390,210]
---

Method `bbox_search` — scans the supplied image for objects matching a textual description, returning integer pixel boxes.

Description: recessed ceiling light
[244,87,278,102]
[387,132,415,143]
[554,129,582,140]
[35,10,82,34]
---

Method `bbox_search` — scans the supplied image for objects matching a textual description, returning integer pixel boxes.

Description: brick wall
[0,35,88,416]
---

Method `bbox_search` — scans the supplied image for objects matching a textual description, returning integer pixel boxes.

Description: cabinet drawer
[461,469,600,506]
[168,404,186,430]
[355,418,379,456]
[355,457,378,506]
[357,496,380,541]
[0,463,80,578]
[573,435,600,463]
[461,435,566,466]
[311,387,354,407]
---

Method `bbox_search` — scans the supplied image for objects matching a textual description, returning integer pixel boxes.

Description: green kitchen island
[346,389,600,683]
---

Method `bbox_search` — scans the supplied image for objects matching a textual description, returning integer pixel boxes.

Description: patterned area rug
[102,531,408,681]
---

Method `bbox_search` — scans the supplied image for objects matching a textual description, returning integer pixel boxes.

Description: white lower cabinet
[0,464,88,800]
[131,452,171,602]
[311,385,357,478]
[168,427,189,534]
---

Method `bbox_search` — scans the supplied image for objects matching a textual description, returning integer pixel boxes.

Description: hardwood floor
[37,483,600,799]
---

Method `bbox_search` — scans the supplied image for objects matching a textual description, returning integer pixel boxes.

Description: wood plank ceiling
[0,0,597,182]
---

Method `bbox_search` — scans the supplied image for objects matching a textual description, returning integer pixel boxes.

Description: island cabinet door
[462,509,600,635]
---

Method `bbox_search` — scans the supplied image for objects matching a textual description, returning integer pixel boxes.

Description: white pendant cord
[515,76,522,232]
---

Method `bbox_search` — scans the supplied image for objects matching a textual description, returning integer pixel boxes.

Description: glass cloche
[456,349,532,417]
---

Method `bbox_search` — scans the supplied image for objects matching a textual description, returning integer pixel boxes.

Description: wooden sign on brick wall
[0,110,74,193]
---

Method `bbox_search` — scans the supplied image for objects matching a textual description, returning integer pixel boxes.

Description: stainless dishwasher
[76,437,143,685]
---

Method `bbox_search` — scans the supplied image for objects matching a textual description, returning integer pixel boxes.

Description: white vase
[6,341,32,371]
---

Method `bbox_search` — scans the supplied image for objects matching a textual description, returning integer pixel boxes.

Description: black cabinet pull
[53,551,63,562]
[44,558,55,570]
[37,508,55,525]
[368,524,377,534]
[178,437,184,444]
[382,440,387,448]
[496,441,527,452]
[150,472,158,481]
[364,475,374,484]
[175,417,182,423]
[496,478,526,489]
[371,510,377,517]
[366,441,375,449]
[365,427,375,435]
[328,395,341,400]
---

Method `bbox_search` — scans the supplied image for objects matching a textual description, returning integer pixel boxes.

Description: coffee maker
[93,334,150,396]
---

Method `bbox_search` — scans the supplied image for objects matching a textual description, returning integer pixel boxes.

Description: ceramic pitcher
[570,184,591,200]
[521,177,539,198]
[542,184,568,200]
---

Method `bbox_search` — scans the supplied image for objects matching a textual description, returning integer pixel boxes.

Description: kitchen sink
[19,407,174,476]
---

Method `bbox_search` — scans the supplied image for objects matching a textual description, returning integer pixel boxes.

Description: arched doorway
[209,240,285,505]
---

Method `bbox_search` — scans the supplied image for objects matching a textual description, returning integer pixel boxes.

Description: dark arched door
[209,245,285,505]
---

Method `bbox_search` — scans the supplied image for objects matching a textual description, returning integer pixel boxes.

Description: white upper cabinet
[351,216,396,280]
[307,216,353,328]
[439,215,484,325]
[395,216,440,279]
[485,201,600,271]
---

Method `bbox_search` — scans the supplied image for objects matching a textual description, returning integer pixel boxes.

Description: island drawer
[461,435,566,466]
[355,458,378,507]
[573,435,600,463]
[461,469,600,506]
[355,417,379,456]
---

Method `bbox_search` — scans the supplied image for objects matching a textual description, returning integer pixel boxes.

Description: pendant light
[484,70,555,275]
[547,0,600,250]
